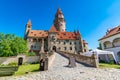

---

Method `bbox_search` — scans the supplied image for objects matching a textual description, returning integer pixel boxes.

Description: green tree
[0,33,28,57]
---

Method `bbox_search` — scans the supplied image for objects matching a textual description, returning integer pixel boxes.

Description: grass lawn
[99,63,120,69]
[14,64,39,76]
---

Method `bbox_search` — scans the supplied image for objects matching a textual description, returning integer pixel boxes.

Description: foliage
[25,51,36,56]
[8,62,17,66]
[0,33,28,57]
[14,64,39,75]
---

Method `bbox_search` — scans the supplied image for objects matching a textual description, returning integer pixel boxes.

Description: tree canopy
[0,33,28,57]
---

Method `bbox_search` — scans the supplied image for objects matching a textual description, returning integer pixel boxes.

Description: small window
[34,46,36,48]
[31,45,33,48]
[64,47,66,50]
[74,42,76,45]
[28,26,31,28]
[59,47,61,50]
[70,47,72,50]
[70,42,72,45]
[38,39,41,42]
[84,44,86,47]
[64,42,66,45]
[33,38,37,42]
[59,41,60,44]
[84,49,86,52]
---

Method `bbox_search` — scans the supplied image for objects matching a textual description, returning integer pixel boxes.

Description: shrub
[8,62,17,66]
[25,52,36,56]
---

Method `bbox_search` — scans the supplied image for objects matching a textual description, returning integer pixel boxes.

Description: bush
[31,61,39,64]
[25,52,36,56]
[8,62,17,66]
[109,60,115,64]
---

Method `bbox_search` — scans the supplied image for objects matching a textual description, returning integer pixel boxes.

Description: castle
[24,8,88,55]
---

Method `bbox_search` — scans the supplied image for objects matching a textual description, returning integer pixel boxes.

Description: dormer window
[118,28,120,31]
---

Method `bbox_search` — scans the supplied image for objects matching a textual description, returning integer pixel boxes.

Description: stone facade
[99,26,120,62]
[24,8,89,55]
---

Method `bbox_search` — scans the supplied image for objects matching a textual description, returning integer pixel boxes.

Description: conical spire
[57,7,62,14]
[27,19,32,26]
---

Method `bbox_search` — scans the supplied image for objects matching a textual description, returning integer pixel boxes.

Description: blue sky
[0,0,120,49]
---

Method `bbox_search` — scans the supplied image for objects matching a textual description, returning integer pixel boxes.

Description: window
[74,42,76,45]
[31,45,33,48]
[33,38,37,42]
[70,47,72,50]
[64,47,66,50]
[64,42,66,45]
[84,49,86,52]
[70,42,72,45]
[59,41,60,44]
[34,46,36,48]
[59,47,61,50]
[38,39,41,42]
[28,26,30,28]
[84,44,86,47]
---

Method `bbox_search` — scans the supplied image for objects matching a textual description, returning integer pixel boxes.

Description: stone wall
[48,52,56,69]
[0,56,39,65]
[58,51,99,68]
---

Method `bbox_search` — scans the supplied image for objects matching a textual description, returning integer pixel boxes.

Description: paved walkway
[0,52,120,80]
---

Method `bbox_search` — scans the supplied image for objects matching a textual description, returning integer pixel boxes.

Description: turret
[24,19,32,39]
[54,8,66,32]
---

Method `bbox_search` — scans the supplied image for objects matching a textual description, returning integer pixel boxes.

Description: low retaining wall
[0,56,39,65]
[58,51,99,68]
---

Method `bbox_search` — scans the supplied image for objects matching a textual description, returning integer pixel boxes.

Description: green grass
[99,63,120,69]
[14,64,39,76]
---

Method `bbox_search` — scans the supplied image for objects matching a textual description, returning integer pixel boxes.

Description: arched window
[33,38,37,42]
[113,38,120,47]
[103,41,112,49]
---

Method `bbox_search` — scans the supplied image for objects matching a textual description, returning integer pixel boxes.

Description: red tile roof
[57,32,78,40]
[49,25,58,32]
[99,26,120,40]
[27,30,48,38]
[27,29,81,40]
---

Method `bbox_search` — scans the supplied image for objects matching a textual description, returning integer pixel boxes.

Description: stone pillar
[40,38,44,53]
[92,53,99,68]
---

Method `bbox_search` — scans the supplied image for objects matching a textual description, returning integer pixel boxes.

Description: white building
[99,26,120,62]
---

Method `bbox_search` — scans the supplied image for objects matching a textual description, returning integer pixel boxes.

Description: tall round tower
[54,8,66,32]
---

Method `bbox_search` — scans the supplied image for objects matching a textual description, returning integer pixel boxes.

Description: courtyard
[0,52,120,80]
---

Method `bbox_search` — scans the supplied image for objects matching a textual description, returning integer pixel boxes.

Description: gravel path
[0,52,120,80]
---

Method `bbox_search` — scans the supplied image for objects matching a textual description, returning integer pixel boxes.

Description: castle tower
[54,8,66,32]
[24,19,32,39]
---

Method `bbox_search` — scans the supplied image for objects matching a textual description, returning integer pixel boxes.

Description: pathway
[0,52,120,80]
